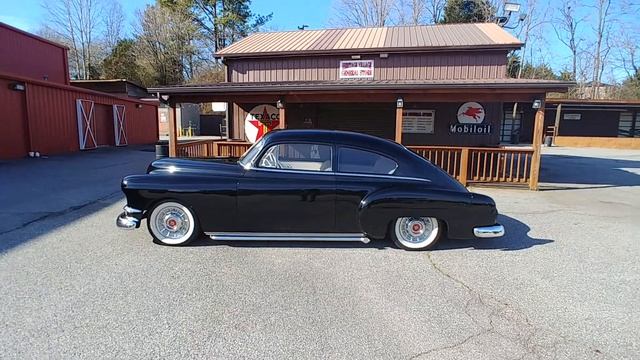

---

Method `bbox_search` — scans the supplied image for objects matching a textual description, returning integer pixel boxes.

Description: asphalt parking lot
[1,146,638,359]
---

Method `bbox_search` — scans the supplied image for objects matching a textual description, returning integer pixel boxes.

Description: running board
[205,232,370,243]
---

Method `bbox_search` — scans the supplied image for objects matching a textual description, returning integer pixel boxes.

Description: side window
[258,143,333,172]
[338,147,398,175]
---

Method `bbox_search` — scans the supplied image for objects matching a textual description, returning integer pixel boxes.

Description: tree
[101,39,145,85]
[331,0,394,27]
[425,0,447,23]
[590,0,612,99]
[42,0,103,79]
[553,1,583,81]
[159,0,272,54]
[134,4,199,86]
[441,0,495,24]
[104,1,125,50]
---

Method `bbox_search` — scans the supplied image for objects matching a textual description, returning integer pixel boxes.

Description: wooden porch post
[529,101,546,190]
[168,104,178,157]
[395,98,403,144]
[552,103,562,145]
[278,99,286,129]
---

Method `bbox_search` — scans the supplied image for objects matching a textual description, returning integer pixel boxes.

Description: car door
[237,142,336,233]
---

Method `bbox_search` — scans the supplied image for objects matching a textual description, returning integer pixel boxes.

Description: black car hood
[147,157,243,176]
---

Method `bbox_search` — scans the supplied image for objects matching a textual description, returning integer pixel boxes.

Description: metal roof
[150,79,572,94]
[216,23,523,58]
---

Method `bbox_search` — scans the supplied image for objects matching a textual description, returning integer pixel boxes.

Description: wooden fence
[174,140,534,187]
[176,140,251,158]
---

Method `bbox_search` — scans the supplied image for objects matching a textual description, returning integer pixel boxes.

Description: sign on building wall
[339,60,374,79]
[245,105,280,143]
[402,110,435,134]
[450,102,492,134]
[563,113,581,120]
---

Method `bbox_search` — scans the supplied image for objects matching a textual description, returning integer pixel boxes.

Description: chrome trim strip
[336,172,430,183]
[473,224,505,238]
[248,167,429,183]
[124,206,143,214]
[205,232,370,243]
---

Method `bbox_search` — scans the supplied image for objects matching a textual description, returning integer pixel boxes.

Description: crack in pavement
[409,253,604,360]
[0,191,121,237]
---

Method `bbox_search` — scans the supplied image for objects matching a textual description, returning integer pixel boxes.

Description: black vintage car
[117,130,504,250]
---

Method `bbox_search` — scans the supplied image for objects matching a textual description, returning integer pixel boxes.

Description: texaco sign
[450,102,492,134]
[244,105,280,143]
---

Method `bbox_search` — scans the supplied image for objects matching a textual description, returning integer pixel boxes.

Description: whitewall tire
[391,217,442,251]
[147,201,200,246]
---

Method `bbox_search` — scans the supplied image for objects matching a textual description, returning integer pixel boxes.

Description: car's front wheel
[147,201,200,246]
[391,217,442,250]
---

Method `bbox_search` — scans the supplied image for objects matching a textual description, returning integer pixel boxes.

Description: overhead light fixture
[396,97,404,108]
[276,99,285,109]
[351,55,361,60]
[504,2,521,12]
[532,100,542,109]
[160,95,170,101]
[136,104,143,109]
[380,53,389,59]
[10,83,25,91]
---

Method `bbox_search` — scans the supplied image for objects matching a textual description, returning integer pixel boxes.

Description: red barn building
[0,22,158,159]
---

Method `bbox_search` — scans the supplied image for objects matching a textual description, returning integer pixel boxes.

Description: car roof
[264,129,406,154]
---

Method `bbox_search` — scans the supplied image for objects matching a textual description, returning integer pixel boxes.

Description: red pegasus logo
[460,106,484,120]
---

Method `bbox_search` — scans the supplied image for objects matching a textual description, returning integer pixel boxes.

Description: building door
[500,111,522,144]
[76,99,97,150]
[113,104,128,146]
[94,104,115,146]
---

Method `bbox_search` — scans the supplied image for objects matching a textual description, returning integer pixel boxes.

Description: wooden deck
[176,140,534,187]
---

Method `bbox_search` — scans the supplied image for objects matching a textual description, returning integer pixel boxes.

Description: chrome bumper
[473,224,505,238]
[116,206,142,230]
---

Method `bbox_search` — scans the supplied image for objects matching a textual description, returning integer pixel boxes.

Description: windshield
[237,137,266,168]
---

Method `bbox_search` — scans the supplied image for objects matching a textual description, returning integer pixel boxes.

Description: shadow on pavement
[0,146,154,253]
[186,214,551,252]
[540,154,640,189]
[436,214,553,251]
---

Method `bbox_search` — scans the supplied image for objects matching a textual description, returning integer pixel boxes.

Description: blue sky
[0,0,332,33]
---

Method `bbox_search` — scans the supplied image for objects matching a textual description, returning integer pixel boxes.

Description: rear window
[338,147,398,175]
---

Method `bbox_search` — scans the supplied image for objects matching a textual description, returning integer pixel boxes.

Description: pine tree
[441,0,495,23]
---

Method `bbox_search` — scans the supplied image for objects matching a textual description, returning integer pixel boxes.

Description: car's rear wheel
[147,201,200,246]
[391,217,442,251]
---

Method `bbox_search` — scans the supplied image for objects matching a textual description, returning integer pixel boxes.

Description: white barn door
[76,99,97,150]
[113,104,128,146]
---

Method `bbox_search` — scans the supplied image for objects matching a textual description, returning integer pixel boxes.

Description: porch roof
[150,79,573,96]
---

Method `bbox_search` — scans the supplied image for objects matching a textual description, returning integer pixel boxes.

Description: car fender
[358,187,495,239]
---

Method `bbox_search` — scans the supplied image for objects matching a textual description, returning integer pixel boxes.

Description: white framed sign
[402,109,435,134]
[339,60,374,79]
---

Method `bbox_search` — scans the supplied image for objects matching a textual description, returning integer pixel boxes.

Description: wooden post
[395,107,403,144]
[552,103,562,145]
[459,148,469,187]
[529,102,546,190]
[278,99,286,129]
[278,107,286,129]
[168,105,178,157]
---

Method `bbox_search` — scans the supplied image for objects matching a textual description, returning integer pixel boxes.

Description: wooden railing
[408,146,533,186]
[176,140,250,158]
[174,140,534,187]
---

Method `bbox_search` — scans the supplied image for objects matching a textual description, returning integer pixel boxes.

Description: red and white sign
[339,60,374,79]
[244,105,280,143]
[457,102,485,124]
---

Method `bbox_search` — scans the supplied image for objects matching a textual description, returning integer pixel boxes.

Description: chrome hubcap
[395,217,438,248]
[152,205,191,240]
